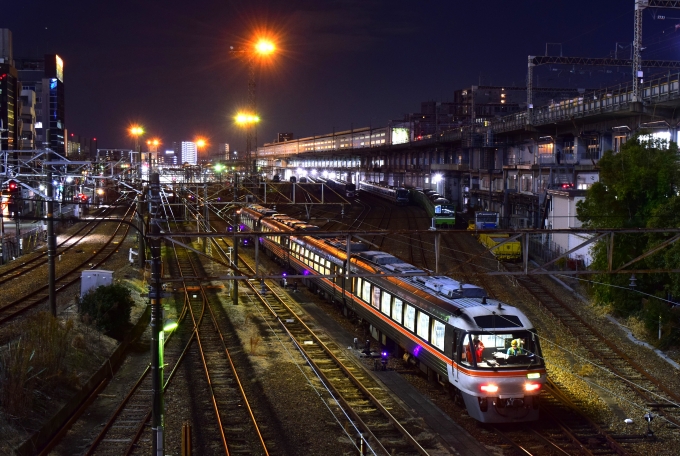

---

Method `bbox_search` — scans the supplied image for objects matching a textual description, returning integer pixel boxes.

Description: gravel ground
[282,198,680,453]
[0,207,148,454]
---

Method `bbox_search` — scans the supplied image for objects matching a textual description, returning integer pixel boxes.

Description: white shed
[80,270,114,297]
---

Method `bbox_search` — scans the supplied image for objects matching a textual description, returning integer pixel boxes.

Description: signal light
[8,181,18,191]
[524,383,541,392]
[480,384,499,394]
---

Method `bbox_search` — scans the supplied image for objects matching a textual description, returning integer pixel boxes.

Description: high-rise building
[181,141,197,165]
[0,29,21,151]
[216,143,230,161]
[163,149,177,166]
[16,54,66,154]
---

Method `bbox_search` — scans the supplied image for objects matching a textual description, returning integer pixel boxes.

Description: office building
[16,54,66,154]
[216,143,230,161]
[181,141,197,165]
[0,29,21,151]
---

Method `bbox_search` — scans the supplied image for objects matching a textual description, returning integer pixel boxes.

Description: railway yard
[1,185,680,456]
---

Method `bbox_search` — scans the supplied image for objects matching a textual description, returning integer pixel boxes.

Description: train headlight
[526,372,541,379]
[524,383,541,392]
[480,384,498,394]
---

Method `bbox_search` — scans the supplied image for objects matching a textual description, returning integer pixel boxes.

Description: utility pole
[149,172,164,456]
[47,154,57,316]
[233,172,239,305]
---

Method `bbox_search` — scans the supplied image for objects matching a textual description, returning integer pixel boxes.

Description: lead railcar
[240,205,546,423]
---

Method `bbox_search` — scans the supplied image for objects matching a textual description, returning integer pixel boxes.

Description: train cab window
[380,291,391,316]
[431,320,445,351]
[392,298,403,324]
[463,332,542,369]
[417,312,430,340]
[371,286,381,309]
[404,305,416,332]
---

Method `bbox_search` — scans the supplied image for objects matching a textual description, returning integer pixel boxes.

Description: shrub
[78,283,135,338]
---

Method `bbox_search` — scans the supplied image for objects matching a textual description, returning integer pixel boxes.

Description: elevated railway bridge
[258,68,680,237]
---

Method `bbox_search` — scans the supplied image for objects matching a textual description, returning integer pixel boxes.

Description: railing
[258,71,680,159]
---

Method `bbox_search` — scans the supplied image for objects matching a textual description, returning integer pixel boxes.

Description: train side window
[417,312,430,340]
[381,291,391,316]
[371,286,381,309]
[355,278,362,297]
[404,305,416,332]
[431,319,445,351]
[362,280,372,303]
[392,298,403,324]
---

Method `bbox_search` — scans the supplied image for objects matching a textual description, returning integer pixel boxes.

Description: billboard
[45,54,64,82]
[391,127,410,145]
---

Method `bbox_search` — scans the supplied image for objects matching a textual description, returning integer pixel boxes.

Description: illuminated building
[16,54,66,154]
[0,28,20,151]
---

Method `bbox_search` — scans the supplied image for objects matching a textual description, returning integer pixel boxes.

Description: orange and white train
[240,204,547,423]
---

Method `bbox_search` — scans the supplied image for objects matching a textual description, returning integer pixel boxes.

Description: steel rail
[234,252,430,456]
[174,241,270,456]
[0,205,116,284]
[0,204,136,325]
[513,270,680,429]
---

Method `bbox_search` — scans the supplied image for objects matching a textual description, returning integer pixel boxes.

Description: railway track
[508,264,680,429]
[75,267,194,456]
[0,204,136,325]
[0,206,116,285]
[164,241,272,455]
[226,244,442,456]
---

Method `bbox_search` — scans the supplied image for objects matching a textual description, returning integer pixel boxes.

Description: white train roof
[355,251,532,329]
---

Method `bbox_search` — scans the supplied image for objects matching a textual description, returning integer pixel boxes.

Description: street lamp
[129,126,145,178]
[230,37,277,175]
[235,113,261,174]
[129,125,144,152]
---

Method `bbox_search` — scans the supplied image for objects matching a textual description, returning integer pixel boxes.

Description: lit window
[392,299,403,323]
[381,292,391,315]
[362,280,372,303]
[372,286,381,309]
[404,305,416,331]
[431,320,445,350]
[417,312,430,339]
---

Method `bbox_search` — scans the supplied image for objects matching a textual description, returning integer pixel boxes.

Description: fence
[0,205,77,265]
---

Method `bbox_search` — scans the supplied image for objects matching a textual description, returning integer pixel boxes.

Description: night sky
[4,1,680,153]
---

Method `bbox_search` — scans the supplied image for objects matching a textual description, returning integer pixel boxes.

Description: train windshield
[435,204,455,216]
[396,189,409,198]
[460,331,542,369]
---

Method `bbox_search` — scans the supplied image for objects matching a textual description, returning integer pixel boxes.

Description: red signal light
[8,181,18,191]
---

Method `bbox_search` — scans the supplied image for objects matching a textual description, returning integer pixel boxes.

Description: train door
[452,329,464,383]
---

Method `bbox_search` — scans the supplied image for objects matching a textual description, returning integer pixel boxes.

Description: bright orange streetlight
[235,113,260,125]
[255,39,275,55]
[195,138,207,149]
[129,125,145,153]
[129,126,144,137]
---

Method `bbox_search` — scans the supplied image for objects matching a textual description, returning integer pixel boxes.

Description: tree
[576,135,680,345]
[77,283,135,337]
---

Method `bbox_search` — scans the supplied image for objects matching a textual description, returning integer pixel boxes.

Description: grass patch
[0,313,74,418]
